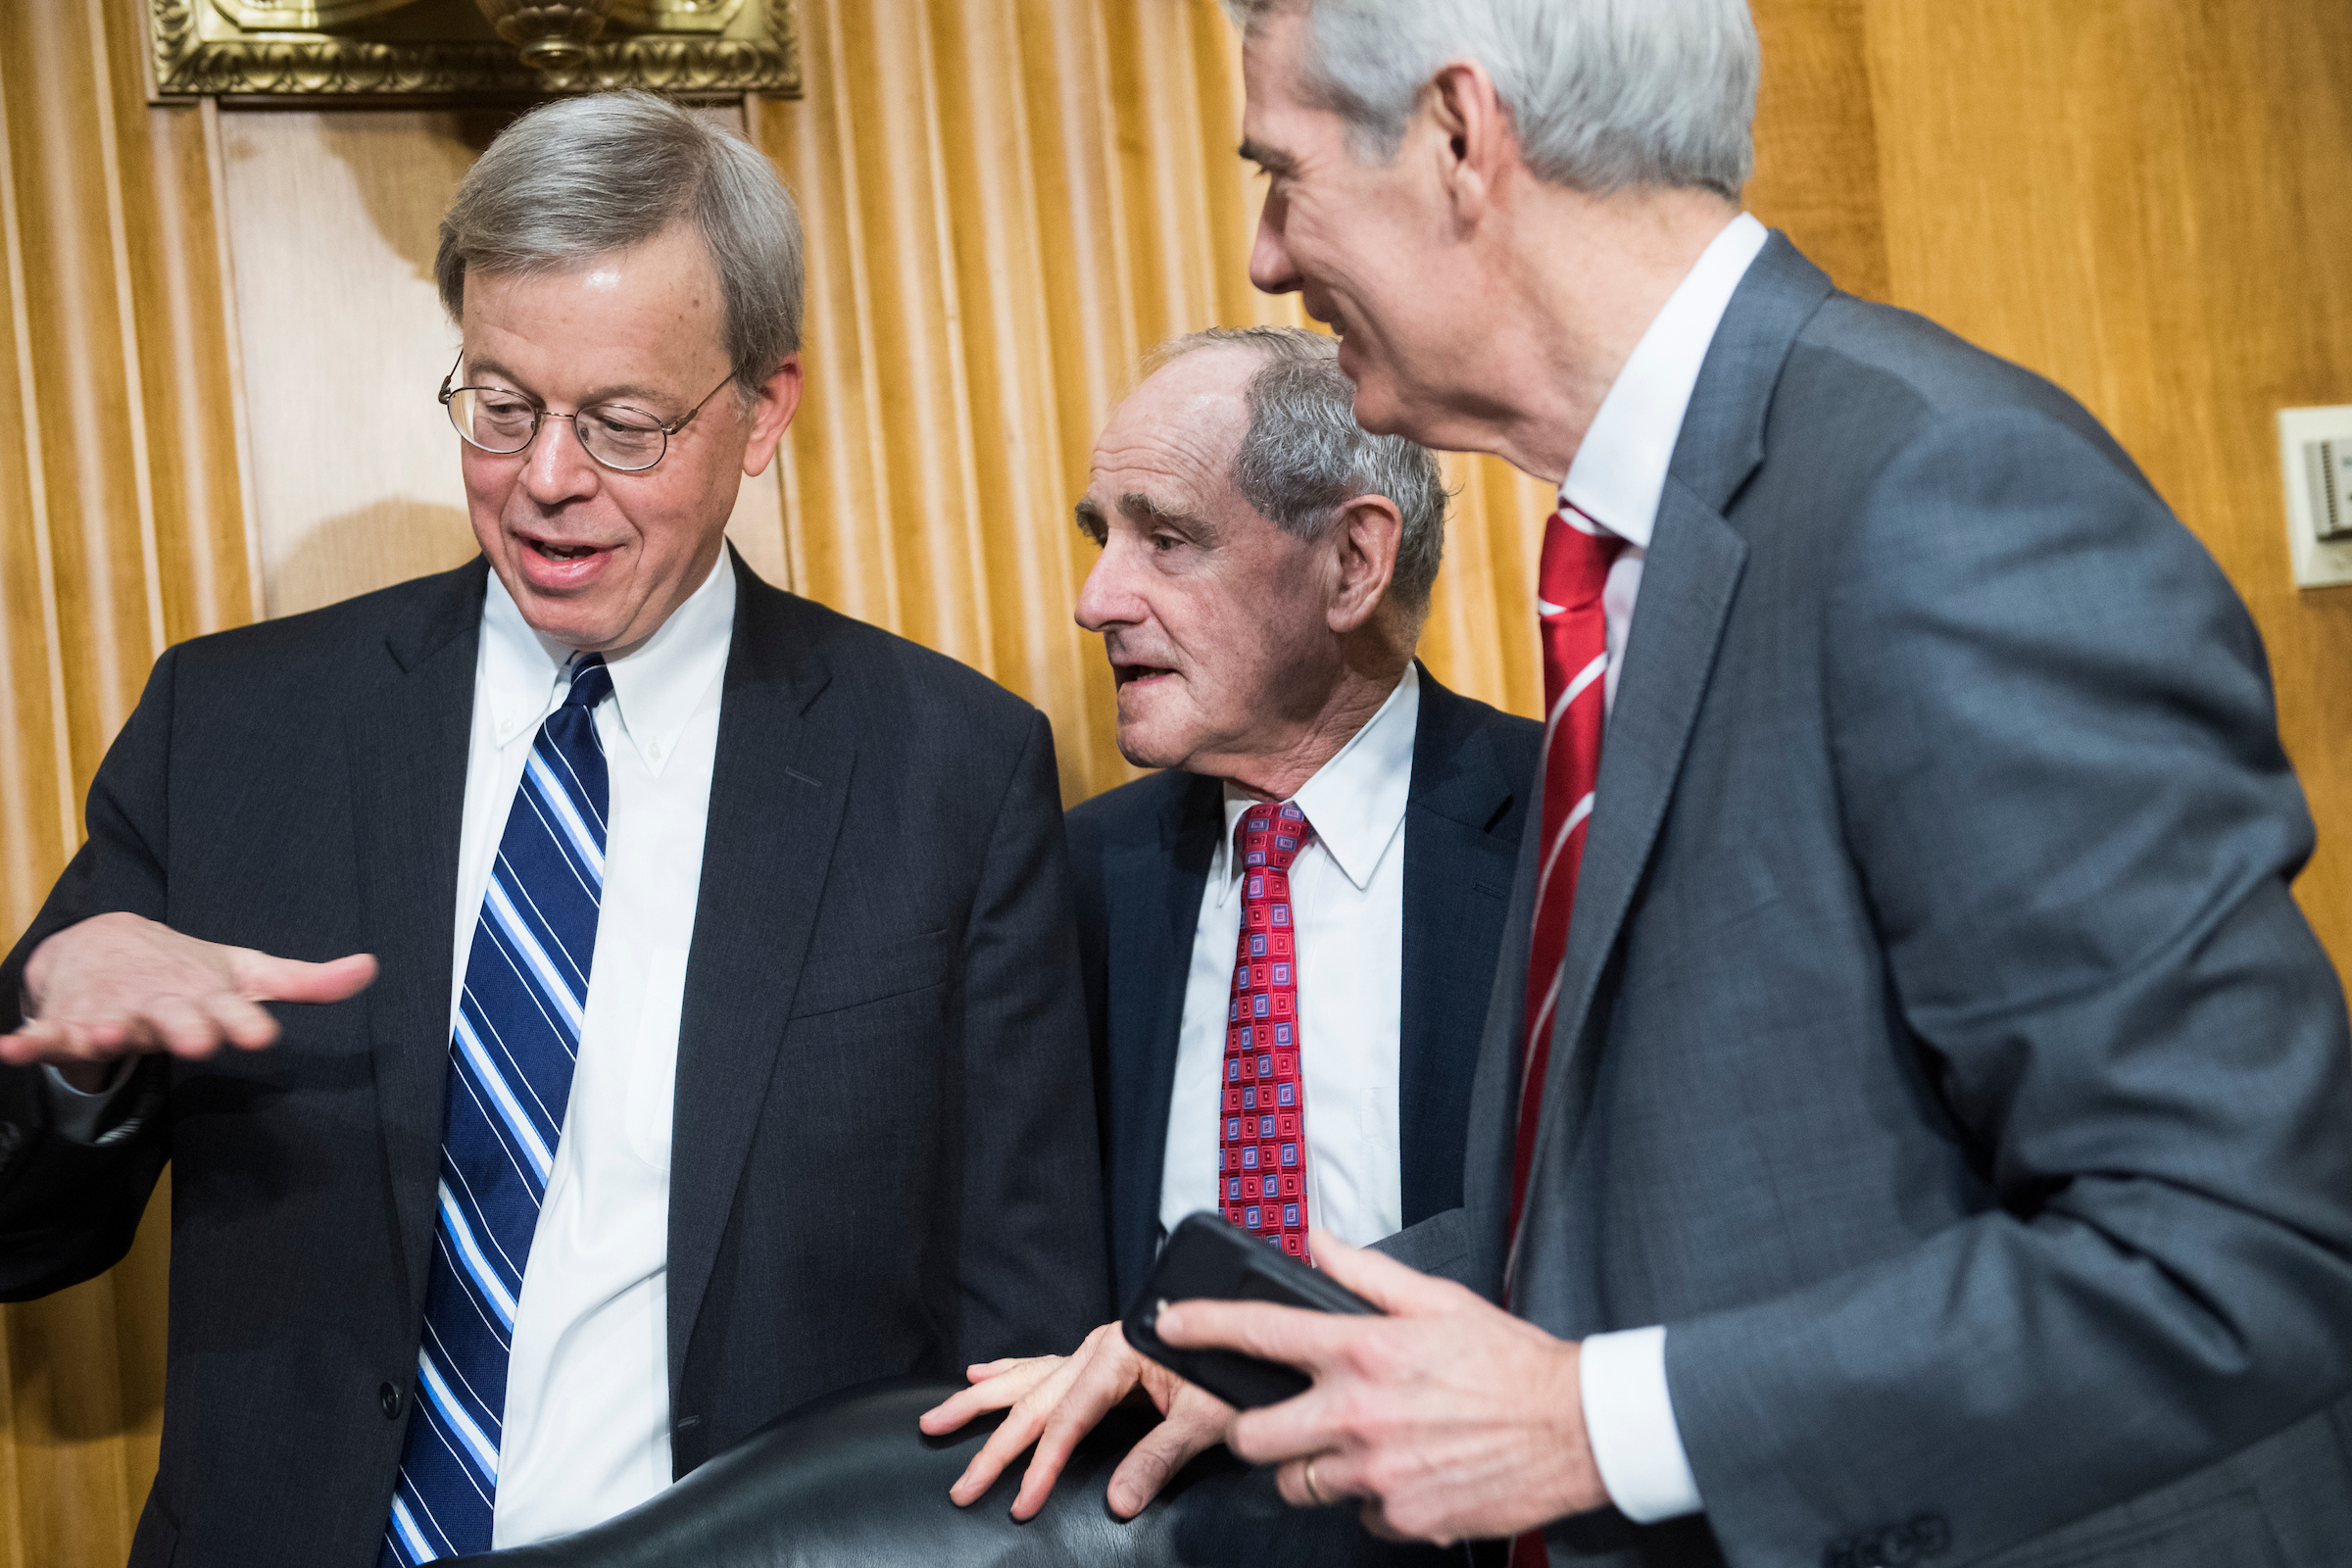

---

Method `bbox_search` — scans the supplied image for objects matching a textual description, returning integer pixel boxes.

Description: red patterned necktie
[1511,501,1628,1238]
[1510,502,1626,1567]
[1220,801,1314,1262]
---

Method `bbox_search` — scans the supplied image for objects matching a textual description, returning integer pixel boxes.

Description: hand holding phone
[1121,1211,1381,1408]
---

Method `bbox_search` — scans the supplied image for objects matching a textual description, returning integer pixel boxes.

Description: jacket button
[380,1382,404,1420]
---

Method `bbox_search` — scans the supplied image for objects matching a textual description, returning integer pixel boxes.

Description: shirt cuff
[40,1058,140,1145]
[1579,1324,1703,1523]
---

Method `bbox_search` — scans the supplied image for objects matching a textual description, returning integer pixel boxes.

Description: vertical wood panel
[1865,0,2352,960]
[4,0,162,789]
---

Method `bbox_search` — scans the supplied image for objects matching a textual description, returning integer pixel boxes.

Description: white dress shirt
[1563,211,1770,1525]
[1158,664,1421,1250]
[459,548,736,1548]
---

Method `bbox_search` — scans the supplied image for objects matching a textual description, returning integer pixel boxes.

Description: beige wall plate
[2277,406,2352,590]
[149,0,797,101]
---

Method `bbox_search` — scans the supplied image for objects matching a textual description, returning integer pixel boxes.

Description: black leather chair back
[455,1377,1474,1567]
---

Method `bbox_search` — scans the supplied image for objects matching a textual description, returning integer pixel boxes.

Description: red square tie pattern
[1220,801,1314,1262]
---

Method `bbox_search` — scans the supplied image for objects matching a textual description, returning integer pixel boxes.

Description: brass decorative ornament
[147,0,796,100]
[470,0,618,75]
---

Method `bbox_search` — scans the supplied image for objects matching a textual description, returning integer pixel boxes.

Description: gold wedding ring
[1303,1456,1328,1507]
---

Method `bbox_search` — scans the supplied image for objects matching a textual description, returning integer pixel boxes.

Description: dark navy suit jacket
[0,555,1107,1568]
[1065,664,1542,1307]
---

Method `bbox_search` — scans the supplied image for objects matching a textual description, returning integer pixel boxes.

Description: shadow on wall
[316,111,514,284]
[273,500,480,618]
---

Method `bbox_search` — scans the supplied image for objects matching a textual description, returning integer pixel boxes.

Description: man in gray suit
[1152,4,2352,1566]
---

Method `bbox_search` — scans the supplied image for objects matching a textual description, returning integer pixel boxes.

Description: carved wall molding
[148,0,797,101]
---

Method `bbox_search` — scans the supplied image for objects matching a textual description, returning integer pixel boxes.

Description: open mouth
[1112,662,1177,689]
[512,532,616,591]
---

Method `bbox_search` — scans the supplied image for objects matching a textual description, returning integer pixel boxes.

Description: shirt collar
[1211,664,1420,905]
[1559,212,1770,550]
[478,544,738,777]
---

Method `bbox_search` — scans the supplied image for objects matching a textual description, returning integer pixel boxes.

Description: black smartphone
[1120,1210,1380,1409]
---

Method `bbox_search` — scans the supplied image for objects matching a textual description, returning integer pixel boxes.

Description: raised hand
[1,911,377,1085]
[919,1319,1236,1520]
[1152,1228,1606,1544]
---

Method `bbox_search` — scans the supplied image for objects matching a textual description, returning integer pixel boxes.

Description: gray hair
[1155,326,1446,612]
[436,90,805,392]
[1223,0,1757,199]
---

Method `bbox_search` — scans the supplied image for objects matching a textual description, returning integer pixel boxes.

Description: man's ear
[742,354,804,478]
[1426,60,1515,224]
[1326,493,1402,634]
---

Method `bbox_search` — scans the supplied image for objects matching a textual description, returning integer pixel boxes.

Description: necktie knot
[1538,502,1628,619]
[563,654,613,711]
[1236,801,1314,871]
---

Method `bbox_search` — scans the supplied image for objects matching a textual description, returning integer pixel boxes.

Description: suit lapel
[1397,672,1524,1225]
[1512,487,1748,1216]
[1511,233,1835,1251]
[666,562,848,1395]
[351,559,488,1312]
[1105,774,1218,1303]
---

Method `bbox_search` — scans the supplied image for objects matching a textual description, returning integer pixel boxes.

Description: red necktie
[1510,502,1625,1567]
[1511,502,1627,1238]
[1220,801,1314,1262]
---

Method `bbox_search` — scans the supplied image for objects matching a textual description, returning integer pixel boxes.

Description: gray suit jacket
[1443,235,2352,1568]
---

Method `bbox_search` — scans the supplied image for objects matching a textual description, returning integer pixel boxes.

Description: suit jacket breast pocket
[788,928,954,1019]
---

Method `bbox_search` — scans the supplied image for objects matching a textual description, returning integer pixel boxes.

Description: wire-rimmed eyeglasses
[438,351,734,473]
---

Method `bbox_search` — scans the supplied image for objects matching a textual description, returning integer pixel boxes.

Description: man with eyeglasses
[0,91,1105,1568]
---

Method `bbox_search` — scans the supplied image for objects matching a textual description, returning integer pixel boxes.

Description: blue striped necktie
[382,654,613,1565]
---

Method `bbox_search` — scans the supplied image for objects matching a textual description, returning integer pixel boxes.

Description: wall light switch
[2278,407,2352,587]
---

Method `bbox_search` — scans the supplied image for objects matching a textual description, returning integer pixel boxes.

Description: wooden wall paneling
[1101,2,1226,346]
[0,53,74,943]
[1420,456,1551,721]
[1747,0,1888,303]
[752,55,907,642]
[108,0,260,646]
[1007,0,1149,798]
[0,47,63,1568]
[1864,0,2352,967]
[219,111,483,618]
[770,0,996,671]
[2,0,164,794]
[921,0,1102,799]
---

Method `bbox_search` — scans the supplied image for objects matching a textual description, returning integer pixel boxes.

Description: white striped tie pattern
[1511,502,1626,1238]
[1508,504,1626,1568]
[381,655,613,1565]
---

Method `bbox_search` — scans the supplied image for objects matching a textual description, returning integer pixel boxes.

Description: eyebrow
[1122,491,1216,544]
[1071,490,1219,546]
[460,354,668,408]
[1238,138,1298,178]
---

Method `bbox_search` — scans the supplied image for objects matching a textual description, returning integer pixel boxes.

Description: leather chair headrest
[455,1376,1471,1567]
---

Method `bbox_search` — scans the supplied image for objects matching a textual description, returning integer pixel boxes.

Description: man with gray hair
[0,91,1104,1566]
[921,325,1540,1524]
[1149,4,2352,1568]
